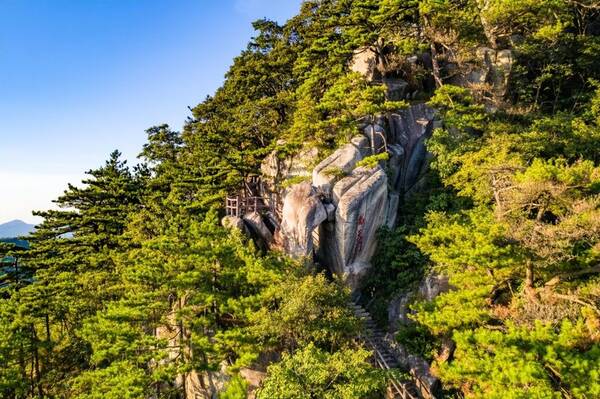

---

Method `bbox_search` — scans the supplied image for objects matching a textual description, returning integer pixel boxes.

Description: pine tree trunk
[525,261,537,300]
[430,43,443,88]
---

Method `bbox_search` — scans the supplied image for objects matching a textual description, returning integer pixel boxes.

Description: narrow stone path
[350,302,423,399]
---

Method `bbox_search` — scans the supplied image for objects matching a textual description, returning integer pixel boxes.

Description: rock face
[388,103,436,194]
[319,166,388,287]
[278,182,329,258]
[243,212,274,251]
[349,46,413,100]
[312,135,370,195]
[458,47,513,107]
[469,47,513,96]
[260,143,319,214]
[265,104,436,289]
[387,273,450,330]
[349,47,380,81]
[225,104,436,290]
[383,77,409,101]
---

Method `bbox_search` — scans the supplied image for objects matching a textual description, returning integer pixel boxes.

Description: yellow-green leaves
[257,343,386,399]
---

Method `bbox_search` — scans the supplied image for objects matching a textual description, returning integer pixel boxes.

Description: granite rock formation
[271,104,436,289]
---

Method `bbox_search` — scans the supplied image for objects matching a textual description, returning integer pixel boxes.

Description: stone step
[371,336,387,344]
[351,302,426,398]
[382,358,398,367]
[389,379,421,399]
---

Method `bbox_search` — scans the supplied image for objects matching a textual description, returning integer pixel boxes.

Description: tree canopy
[2,0,600,397]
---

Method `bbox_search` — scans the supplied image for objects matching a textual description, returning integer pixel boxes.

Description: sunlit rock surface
[278,181,328,258]
[312,135,369,195]
[254,104,436,289]
[319,166,388,287]
[261,143,319,213]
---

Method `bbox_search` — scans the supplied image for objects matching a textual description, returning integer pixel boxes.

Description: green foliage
[69,361,148,399]
[437,320,600,398]
[361,226,427,325]
[252,274,362,352]
[395,323,438,362]
[355,152,389,169]
[0,150,147,398]
[221,375,249,399]
[427,85,489,180]
[4,0,600,397]
[281,175,311,188]
[404,6,600,394]
[256,343,386,399]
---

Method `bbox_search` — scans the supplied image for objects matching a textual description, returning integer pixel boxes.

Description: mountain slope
[0,220,35,238]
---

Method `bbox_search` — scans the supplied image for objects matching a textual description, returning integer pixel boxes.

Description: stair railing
[361,333,419,399]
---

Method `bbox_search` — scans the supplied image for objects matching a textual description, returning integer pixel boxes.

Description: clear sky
[0,0,301,225]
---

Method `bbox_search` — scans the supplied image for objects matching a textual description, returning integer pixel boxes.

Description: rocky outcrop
[278,182,330,258]
[240,368,266,399]
[243,212,274,251]
[468,47,513,96]
[388,103,436,194]
[388,274,450,330]
[261,142,319,214]
[312,135,370,195]
[319,166,388,287]
[446,46,514,108]
[349,47,381,81]
[221,215,247,232]
[263,104,437,289]
[383,77,409,101]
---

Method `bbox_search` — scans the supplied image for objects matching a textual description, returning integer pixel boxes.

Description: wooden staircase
[350,303,423,399]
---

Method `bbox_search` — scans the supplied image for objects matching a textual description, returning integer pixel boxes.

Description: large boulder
[221,215,246,232]
[243,212,274,251]
[261,143,319,213]
[312,135,370,195]
[387,273,450,330]
[278,182,329,258]
[383,77,409,101]
[349,47,380,81]
[265,105,437,286]
[467,47,513,100]
[319,166,388,288]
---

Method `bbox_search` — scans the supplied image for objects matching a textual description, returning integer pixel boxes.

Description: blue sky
[0,0,301,224]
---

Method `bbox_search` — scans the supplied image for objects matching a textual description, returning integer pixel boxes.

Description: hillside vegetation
[1,1,599,398]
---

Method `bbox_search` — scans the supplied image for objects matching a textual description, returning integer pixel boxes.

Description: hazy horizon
[0,0,301,225]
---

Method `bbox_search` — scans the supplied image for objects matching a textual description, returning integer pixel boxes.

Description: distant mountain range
[0,220,36,239]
